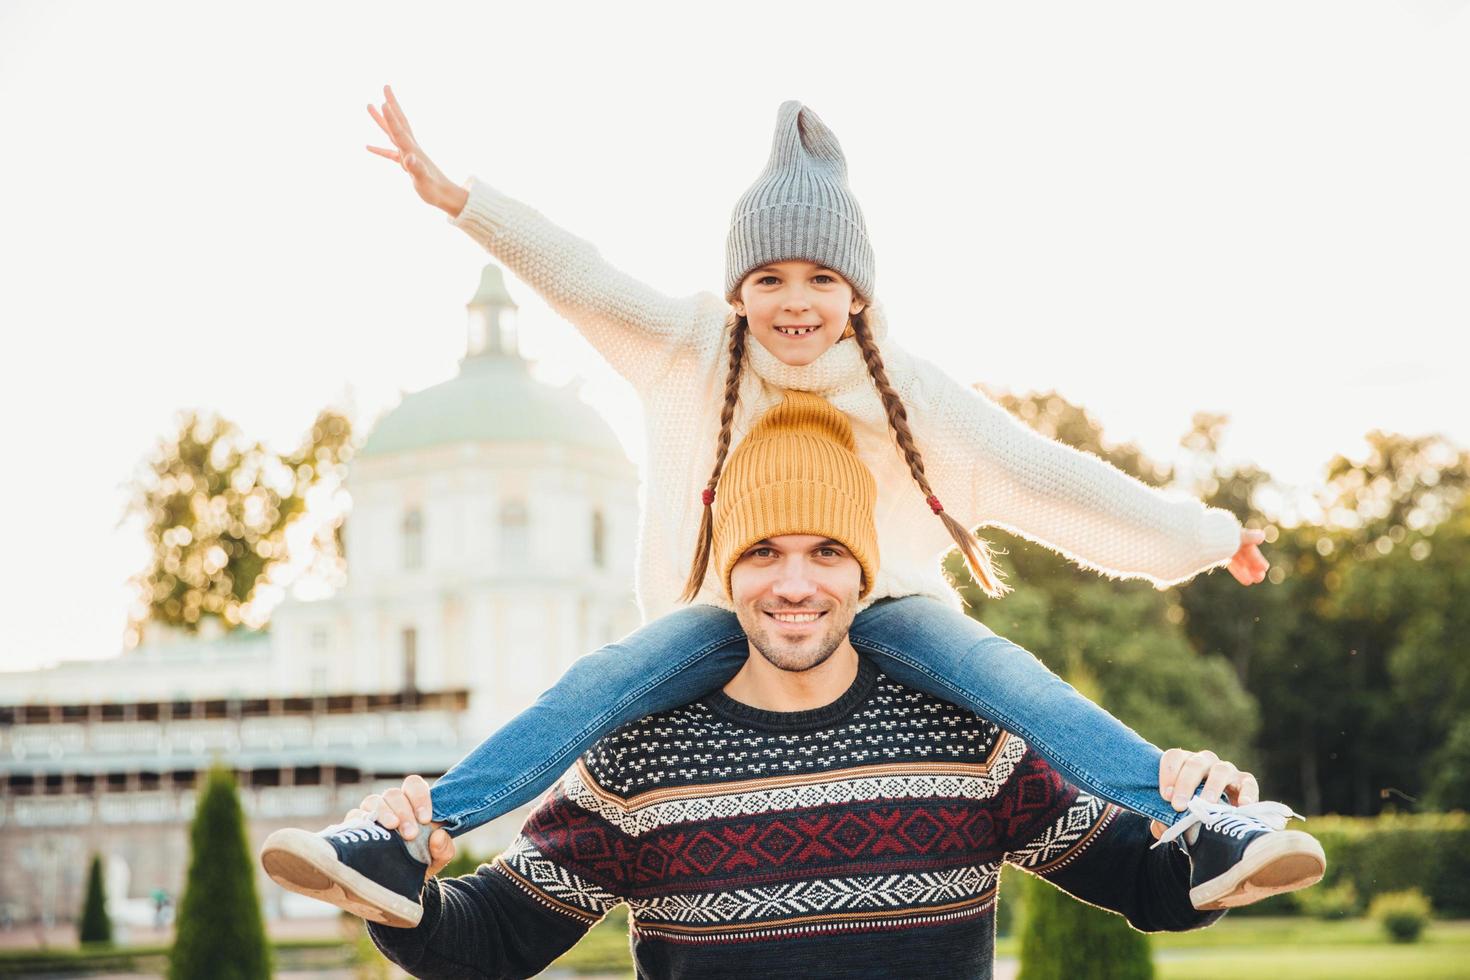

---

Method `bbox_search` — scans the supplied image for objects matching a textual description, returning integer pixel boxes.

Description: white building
[0,264,642,927]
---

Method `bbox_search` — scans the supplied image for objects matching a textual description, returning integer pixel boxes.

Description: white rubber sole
[1190,829,1327,910]
[259,828,424,928]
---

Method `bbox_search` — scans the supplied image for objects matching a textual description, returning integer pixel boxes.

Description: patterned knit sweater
[368,659,1222,978]
[449,179,1244,620]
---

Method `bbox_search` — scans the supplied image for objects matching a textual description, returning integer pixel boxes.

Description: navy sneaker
[1154,799,1326,910]
[260,816,430,927]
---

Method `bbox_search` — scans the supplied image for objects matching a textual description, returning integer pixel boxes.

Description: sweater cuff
[1197,507,1244,572]
[1147,507,1241,591]
[448,177,521,244]
[366,875,443,969]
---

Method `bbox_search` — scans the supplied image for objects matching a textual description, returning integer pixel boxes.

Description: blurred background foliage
[125,409,353,645]
[945,389,1470,818]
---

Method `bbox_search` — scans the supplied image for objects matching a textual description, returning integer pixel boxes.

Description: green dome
[360,355,626,459]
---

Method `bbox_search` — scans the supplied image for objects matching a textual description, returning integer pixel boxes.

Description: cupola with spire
[359,263,625,459]
[465,263,519,360]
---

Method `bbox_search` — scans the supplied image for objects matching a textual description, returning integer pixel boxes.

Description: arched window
[402,508,424,570]
[591,510,606,569]
[500,500,529,564]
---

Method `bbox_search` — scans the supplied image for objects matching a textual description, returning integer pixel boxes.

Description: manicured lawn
[551,913,1470,976]
[1155,946,1470,980]
[0,938,351,977]
[1151,915,1470,950]
[1152,917,1470,980]
[5,913,1464,976]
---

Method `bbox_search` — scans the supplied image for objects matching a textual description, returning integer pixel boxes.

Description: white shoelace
[320,815,393,844]
[1152,798,1303,849]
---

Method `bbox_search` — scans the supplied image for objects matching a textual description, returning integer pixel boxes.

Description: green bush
[1369,888,1432,943]
[168,765,271,980]
[1296,879,1359,920]
[1017,872,1152,980]
[1226,812,1469,917]
[1312,812,1470,916]
[77,854,112,945]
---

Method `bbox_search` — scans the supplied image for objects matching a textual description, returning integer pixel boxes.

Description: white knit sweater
[450,179,1243,621]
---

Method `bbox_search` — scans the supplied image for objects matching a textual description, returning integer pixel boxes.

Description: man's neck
[721,639,861,713]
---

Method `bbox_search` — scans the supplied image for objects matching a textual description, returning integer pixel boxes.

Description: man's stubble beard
[737,591,860,674]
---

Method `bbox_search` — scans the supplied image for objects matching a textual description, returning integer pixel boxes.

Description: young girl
[263,88,1320,925]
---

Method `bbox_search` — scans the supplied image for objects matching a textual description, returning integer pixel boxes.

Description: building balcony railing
[3,709,468,768]
[1,784,388,829]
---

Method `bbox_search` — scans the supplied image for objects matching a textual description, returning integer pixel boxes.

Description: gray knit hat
[724,101,875,303]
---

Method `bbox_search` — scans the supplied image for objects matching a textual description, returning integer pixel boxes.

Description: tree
[169,765,271,980]
[1334,498,1470,812]
[1319,431,1467,539]
[952,389,1259,765]
[127,408,352,644]
[1178,418,1470,814]
[979,579,1257,765]
[1183,524,1349,814]
[955,390,1469,817]
[77,854,111,945]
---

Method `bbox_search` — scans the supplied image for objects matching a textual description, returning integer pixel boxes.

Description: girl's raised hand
[366,85,469,218]
[1227,528,1268,586]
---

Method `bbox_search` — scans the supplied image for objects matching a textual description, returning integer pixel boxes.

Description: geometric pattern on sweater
[585,678,1005,797]
[564,732,1026,838]
[1007,794,1118,873]
[493,836,616,923]
[629,864,1003,943]
[491,672,1115,944]
[493,750,1107,942]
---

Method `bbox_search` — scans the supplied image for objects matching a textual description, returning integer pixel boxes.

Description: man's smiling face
[729,534,863,673]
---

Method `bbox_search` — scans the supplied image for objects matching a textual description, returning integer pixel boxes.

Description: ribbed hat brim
[714,481,878,601]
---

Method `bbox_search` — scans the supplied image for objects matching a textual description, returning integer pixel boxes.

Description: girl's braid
[850,312,1008,598]
[680,315,749,601]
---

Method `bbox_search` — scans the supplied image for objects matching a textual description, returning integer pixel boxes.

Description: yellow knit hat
[713,390,879,600]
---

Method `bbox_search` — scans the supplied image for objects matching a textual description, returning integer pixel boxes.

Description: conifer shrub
[1017,874,1153,980]
[168,765,271,980]
[78,854,112,945]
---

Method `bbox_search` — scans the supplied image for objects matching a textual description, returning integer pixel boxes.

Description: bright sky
[1,1,1466,674]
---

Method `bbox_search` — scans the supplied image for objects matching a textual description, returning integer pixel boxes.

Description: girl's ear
[733,302,746,317]
[850,299,866,315]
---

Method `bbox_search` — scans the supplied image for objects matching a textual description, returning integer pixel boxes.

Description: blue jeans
[430,596,1177,831]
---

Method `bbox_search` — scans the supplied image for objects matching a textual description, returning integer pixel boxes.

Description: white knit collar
[745,306,890,395]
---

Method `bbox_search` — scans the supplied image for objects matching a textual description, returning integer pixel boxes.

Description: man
[264,392,1323,978]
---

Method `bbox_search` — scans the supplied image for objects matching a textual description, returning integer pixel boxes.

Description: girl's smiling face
[734,260,867,367]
